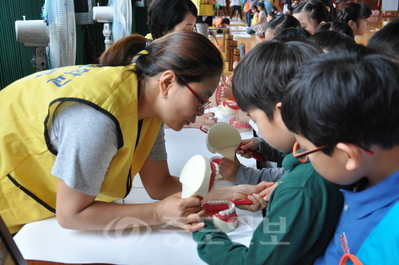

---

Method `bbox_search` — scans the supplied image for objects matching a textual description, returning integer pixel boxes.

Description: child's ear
[275,102,282,110]
[348,20,356,30]
[336,143,362,171]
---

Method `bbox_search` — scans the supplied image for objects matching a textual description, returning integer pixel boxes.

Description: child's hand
[231,181,275,200]
[236,193,268,212]
[219,156,241,183]
[156,192,205,232]
[257,181,279,201]
[237,138,259,158]
[236,181,278,212]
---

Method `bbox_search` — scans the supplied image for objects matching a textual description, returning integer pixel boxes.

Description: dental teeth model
[180,155,217,198]
[203,200,239,233]
[210,156,223,180]
[214,81,225,107]
[229,117,252,133]
[218,100,240,115]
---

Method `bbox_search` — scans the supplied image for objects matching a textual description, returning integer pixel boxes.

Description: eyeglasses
[293,141,328,163]
[185,83,211,110]
[293,141,374,163]
[158,78,211,110]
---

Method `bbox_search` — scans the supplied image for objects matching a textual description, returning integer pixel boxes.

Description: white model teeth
[208,200,239,233]
[211,162,220,175]
[208,200,235,215]
[220,206,235,216]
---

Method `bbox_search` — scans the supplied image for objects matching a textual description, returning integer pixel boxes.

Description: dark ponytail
[136,31,224,84]
[338,2,372,24]
[100,34,147,66]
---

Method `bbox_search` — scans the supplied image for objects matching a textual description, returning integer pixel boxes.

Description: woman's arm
[139,159,181,200]
[56,179,205,231]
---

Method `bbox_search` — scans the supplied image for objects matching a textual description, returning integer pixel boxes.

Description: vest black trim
[12,103,141,210]
[124,119,144,199]
[44,98,124,155]
[7,174,56,214]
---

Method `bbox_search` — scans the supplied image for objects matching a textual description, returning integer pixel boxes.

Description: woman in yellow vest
[0,31,248,234]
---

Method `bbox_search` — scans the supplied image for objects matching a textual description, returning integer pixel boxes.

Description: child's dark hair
[273,26,311,40]
[367,18,399,62]
[308,30,356,51]
[318,0,337,21]
[232,40,323,119]
[251,4,259,12]
[294,0,331,26]
[258,2,267,15]
[282,45,399,154]
[267,14,301,36]
[338,2,372,24]
[316,21,354,38]
[221,17,231,25]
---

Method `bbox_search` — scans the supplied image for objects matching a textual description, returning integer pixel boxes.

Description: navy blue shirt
[315,171,399,264]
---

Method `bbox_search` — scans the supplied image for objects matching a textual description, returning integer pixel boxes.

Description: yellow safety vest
[0,64,162,233]
[193,0,214,16]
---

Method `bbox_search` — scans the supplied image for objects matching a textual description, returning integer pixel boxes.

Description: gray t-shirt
[49,102,166,196]
[235,137,285,185]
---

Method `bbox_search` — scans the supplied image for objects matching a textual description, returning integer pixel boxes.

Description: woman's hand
[155,192,206,232]
[204,181,275,202]
[186,111,217,128]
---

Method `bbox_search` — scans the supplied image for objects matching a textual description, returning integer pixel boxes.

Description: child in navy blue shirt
[282,45,399,264]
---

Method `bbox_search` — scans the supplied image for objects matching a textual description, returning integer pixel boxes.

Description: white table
[14,108,261,265]
[14,189,262,265]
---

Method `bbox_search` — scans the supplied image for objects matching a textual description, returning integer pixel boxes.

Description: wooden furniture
[210,20,262,75]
